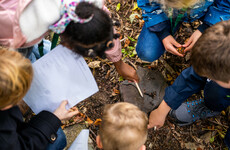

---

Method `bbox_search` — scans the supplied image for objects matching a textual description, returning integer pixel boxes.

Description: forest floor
[68,1,229,150]
[20,0,230,149]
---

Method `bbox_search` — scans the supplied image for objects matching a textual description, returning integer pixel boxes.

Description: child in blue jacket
[148,20,230,148]
[137,0,230,62]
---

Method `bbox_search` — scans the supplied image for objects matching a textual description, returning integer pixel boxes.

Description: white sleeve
[19,0,61,43]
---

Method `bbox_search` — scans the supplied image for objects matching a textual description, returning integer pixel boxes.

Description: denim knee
[46,128,67,150]
[136,24,165,62]
[136,44,164,62]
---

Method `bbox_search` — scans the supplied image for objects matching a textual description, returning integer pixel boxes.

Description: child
[136,0,230,62]
[0,49,79,150]
[96,102,148,150]
[0,0,138,82]
[148,20,230,148]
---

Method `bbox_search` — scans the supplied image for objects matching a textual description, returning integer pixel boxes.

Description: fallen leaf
[124,39,130,47]
[79,113,86,118]
[166,74,173,81]
[112,88,120,96]
[61,125,66,130]
[139,20,145,28]
[200,131,212,144]
[88,61,101,69]
[129,13,141,23]
[128,36,136,42]
[221,110,226,116]
[184,142,197,150]
[217,131,225,139]
[86,117,94,125]
[132,2,139,11]
[210,136,215,143]
[116,3,121,12]
[113,88,120,94]
[94,119,102,126]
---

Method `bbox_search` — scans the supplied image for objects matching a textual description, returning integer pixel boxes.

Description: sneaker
[168,99,220,126]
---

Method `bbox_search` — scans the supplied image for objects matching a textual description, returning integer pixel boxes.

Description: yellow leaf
[116,3,121,12]
[132,2,139,11]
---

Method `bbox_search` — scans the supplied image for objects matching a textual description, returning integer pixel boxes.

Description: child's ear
[139,145,146,150]
[96,135,103,149]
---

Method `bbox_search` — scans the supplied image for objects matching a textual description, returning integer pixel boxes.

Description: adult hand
[54,100,79,121]
[148,100,171,129]
[162,35,183,57]
[114,60,139,82]
[183,29,202,52]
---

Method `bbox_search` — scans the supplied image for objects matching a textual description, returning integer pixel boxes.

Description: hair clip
[106,41,114,49]
[88,49,94,57]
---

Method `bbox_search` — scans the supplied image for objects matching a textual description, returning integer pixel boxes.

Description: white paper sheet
[24,45,99,114]
[68,129,89,150]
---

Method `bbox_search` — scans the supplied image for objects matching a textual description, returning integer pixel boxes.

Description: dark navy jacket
[0,106,61,150]
[163,66,230,147]
[164,66,230,110]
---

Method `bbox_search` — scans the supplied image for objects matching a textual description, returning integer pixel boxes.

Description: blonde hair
[0,49,33,109]
[99,102,148,150]
[154,0,200,8]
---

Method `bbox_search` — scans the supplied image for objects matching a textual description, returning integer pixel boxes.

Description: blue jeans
[18,39,51,63]
[136,23,165,62]
[29,39,51,63]
[204,81,230,148]
[46,128,67,150]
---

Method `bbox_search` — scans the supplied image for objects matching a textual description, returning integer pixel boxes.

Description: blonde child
[0,49,78,150]
[96,102,148,150]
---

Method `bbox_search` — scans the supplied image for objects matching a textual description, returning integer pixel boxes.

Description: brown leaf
[113,88,120,94]
[124,39,131,48]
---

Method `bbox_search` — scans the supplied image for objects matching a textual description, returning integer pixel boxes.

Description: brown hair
[191,20,230,82]
[99,102,148,150]
[0,49,33,109]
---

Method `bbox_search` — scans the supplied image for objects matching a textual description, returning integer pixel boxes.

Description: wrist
[113,59,123,71]
[157,100,171,116]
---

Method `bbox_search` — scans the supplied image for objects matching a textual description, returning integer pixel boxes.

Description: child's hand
[162,35,183,57]
[53,100,79,121]
[114,60,139,82]
[148,100,171,129]
[183,30,202,52]
[148,109,167,129]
